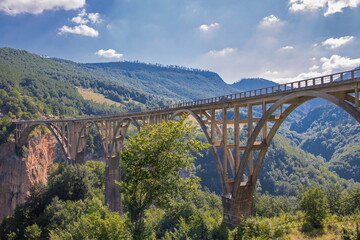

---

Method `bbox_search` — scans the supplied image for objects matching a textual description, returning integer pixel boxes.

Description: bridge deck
[14,69,360,124]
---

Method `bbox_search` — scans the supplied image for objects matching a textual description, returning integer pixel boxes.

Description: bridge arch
[170,109,228,193]
[233,90,360,197]
[17,122,70,160]
[109,117,141,160]
[75,120,107,164]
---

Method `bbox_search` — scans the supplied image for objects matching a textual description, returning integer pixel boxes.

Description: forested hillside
[52,59,239,100]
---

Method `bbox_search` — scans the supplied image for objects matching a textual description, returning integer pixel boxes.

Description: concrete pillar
[222,184,255,226]
[105,156,123,214]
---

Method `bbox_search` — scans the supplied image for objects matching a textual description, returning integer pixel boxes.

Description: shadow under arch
[75,120,107,164]
[109,117,141,159]
[233,90,360,197]
[17,122,70,160]
[170,109,228,193]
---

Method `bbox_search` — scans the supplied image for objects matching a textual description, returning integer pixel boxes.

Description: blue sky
[0,0,359,83]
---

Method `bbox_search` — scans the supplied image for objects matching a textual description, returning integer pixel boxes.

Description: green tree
[119,117,210,239]
[24,224,41,240]
[300,186,328,230]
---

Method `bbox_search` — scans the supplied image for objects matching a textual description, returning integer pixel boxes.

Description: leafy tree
[119,117,210,239]
[24,224,41,240]
[300,186,328,230]
[48,198,130,240]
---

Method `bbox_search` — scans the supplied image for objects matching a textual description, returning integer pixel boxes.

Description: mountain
[52,59,239,101]
[231,78,277,91]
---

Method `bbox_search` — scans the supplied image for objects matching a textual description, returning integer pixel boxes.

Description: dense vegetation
[1,123,359,240]
[0,47,359,239]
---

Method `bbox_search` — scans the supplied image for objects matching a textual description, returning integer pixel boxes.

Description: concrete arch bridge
[14,69,360,226]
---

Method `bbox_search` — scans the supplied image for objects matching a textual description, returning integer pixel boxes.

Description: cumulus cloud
[199,22,220,32]
[288,0,360,16]
[322,36,355,49]
[71,9,102,24]
[59,9,102,37]
[95,49,124,59]
[208,48,237,57]
[0,0,85,15]
[283,55,360,82]
[321,55,360,72]
[58,25,99,37]
[88,12,101,23]
[259,14,283,27]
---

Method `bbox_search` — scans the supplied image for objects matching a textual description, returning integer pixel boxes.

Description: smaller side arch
[170,109,229,194]
[109,117,141,160]
[17,122,70,160]
[74,120,107,164]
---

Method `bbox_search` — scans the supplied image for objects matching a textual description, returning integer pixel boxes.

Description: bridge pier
[105,156,123,214]
[222,184,255,226]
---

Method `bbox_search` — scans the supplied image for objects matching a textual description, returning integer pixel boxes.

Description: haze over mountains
[0,47,359,196]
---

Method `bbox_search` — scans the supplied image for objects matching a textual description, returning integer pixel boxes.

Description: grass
[76,87,123,107]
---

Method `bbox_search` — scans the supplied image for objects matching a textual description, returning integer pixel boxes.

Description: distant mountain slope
[0,48,167,114]
[53,59,239,100]
[289,104,360,182]
[231,78,277,91]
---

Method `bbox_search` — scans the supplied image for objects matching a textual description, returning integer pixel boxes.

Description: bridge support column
[222,184,255,226]
[75,150,85,164]
[105,156,123,214]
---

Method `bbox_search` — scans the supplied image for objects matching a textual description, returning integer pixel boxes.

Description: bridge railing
[161,68,360,111]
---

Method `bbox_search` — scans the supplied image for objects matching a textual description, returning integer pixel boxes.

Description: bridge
[14,69,360,226]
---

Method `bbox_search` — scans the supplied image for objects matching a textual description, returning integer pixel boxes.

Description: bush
[300,186,328,230]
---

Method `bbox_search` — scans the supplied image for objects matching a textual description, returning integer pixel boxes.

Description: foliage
[24,224,41,240]
[300,185,328,229]
[119,118,210,239]
[49,198,130,240]
[0,162,106,239]
[254,193,298,217]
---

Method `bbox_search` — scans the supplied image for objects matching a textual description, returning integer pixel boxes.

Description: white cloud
[321,55,360,72]
[71,9,102,24]
[58,25,99,37]
[88,13,101,23]
[322,36,355,49]
[326,0,360,15]
[71,9,88,24]
[309,65,320,71]
[288,0,360,16]
[199,22,220,32]
[265,70,279,74]
[208,48,237,57]
[280,46,295,50]
[95,49,124,59]
[259,14,282,27]
[0,0,85,15]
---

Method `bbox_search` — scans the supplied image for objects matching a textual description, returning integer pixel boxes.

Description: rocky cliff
[0,134,56,220]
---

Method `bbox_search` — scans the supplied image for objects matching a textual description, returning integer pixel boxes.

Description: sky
[0,0,360,84]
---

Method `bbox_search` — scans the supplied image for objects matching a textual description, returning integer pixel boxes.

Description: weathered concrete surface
[0,134,55,221]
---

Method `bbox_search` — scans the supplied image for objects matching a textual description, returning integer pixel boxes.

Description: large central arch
[225,90,360,225]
